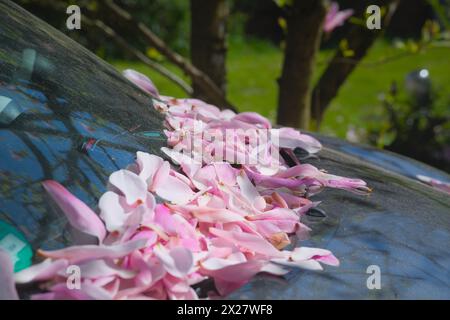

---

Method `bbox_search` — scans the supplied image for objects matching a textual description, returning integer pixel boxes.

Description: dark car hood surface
[229,146,450,299]
[1,0,449,299]
[0,0,165,250]
[314,133,450,184]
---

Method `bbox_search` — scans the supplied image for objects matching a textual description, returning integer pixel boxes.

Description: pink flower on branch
[323,2,354,33]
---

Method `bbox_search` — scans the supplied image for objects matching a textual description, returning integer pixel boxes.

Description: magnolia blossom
[324,2,354,33]
[0,250,19,300]
[3,71,371,300]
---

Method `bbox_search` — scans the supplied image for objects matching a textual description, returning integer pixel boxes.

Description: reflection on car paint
[230,209,450,299]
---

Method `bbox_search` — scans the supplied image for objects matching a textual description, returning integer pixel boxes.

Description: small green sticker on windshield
[0,220,33,272]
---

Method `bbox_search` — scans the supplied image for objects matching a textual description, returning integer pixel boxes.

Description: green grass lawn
[110,38,450,139]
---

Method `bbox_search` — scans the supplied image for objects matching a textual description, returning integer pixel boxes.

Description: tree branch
[83,17,193,95]
[22,0,193,96]
[101,0,237,111]
[311,0,400,126]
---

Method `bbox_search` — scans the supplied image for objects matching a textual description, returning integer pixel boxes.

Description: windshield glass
[0,1,165,254]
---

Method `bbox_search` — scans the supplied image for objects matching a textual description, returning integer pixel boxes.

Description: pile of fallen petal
[1,70,370,300]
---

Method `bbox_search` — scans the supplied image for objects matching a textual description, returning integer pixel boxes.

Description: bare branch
[102,0,237,111]
[84,17,193,95]
[311,0,401,126]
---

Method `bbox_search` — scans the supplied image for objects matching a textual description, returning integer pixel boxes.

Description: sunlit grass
[110,38,450,140]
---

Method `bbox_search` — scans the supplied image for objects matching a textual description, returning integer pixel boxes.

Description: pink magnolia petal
[14,258,68,284]
[200,257,241,271]
[32,285,91,300]
[296,222,312,241]
[272,259,324,271]
[99,191,127,232]
[236,171,266,211]
[153,245,194,278]
[37,239,148,264]
[209,228,284,258]
[315,253,340,266]
[167,286,199,300]
[0,250,19,299]
[155,175,195,205]
[173,205,245,223]
[153,204,177,236]
[251,220,283,238]
[203,260,265,296]
[271,247,339,270]
[164,274,195,295]
[79,282,116,300]
[132,227,158,241]
[290,246,340,267]
[417,175,450,194]
[245,168,305,189]
[220,109,236,120]
[214,162,237,186]
[260,262,289,276]
[202,259,264,283]
[42,180,106,242]
[266,190,310,206]
[116,256,165,299]
[79,259,136,279]
[123,69,159,97]
[109,170,147,205]
[270,192,289,208]
[30,292,58,300]
[232,112,271,129]
[247,207,299,221]
[151,161,170,191]
[272,128,322,154]
[324,175,370,194]
[161,147,202,178]
[124,204,148,229]
[136,151,163,185]
[194,208,246,223]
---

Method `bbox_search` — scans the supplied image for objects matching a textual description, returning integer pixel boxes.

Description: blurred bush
[367,74,450,172]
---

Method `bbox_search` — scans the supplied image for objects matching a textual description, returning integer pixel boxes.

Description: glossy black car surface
[1,0,449,299]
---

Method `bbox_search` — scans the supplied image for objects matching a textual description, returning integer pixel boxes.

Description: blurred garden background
[15,0,450,172]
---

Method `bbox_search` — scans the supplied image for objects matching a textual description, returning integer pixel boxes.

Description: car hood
[1,0,449,299]
[229,145,450,299]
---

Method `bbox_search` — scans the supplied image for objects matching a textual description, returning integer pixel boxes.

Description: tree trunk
[190,0,229,100]
[277,0,327,129]
[311,0,400,126]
